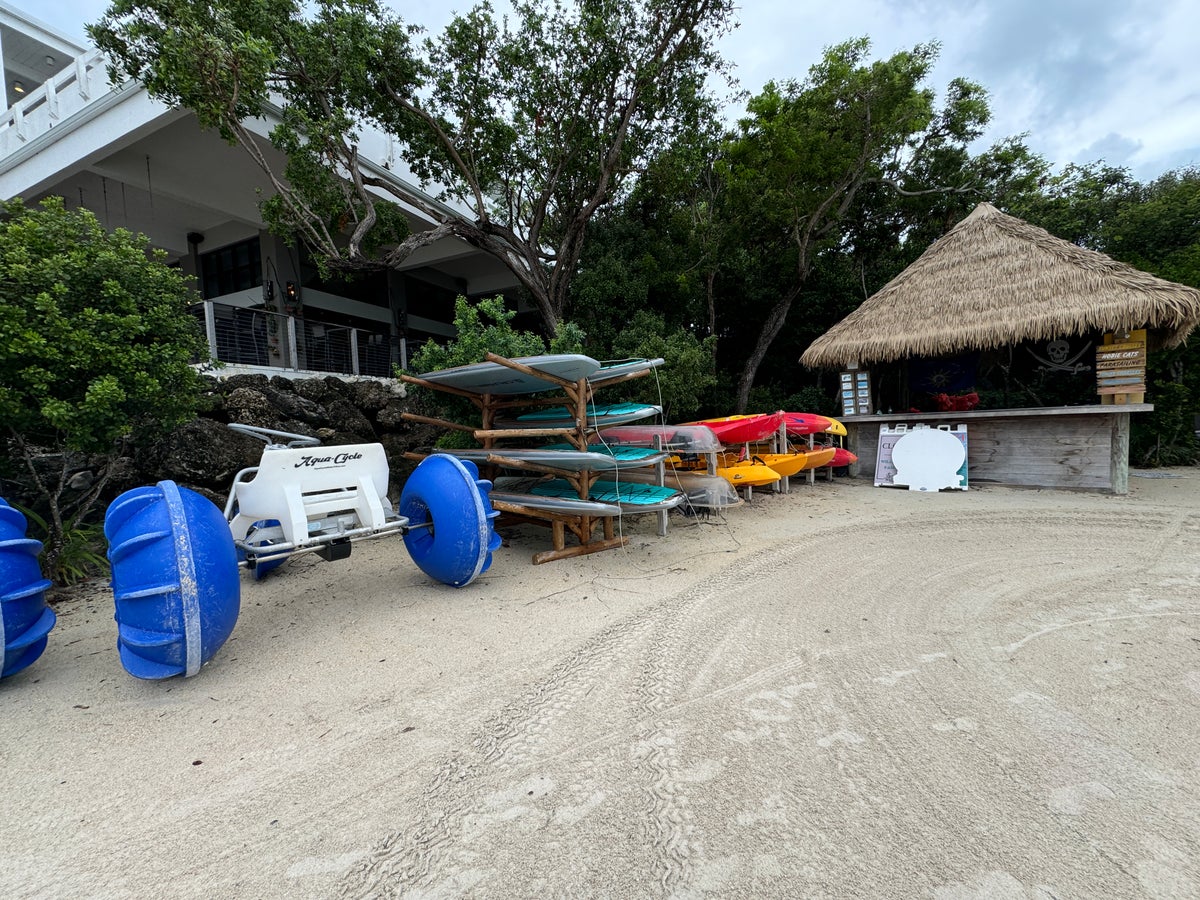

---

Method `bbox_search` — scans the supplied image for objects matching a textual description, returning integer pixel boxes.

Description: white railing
[0,49,108,157]
[193,301,396,377]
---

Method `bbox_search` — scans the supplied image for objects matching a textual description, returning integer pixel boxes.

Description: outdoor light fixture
[45,56,55,67]
[12,81,24,94]
[285,280,299,302]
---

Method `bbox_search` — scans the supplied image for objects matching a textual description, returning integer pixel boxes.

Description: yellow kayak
[734,446,839,477]
[718,461,781,487]
[672,455,781,487]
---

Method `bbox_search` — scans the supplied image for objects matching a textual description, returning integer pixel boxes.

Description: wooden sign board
[839,369,873,417]
[1097,330,1146,401]
[874,424,968,490]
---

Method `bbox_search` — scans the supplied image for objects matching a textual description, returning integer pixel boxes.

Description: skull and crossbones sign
[1027,338,1093,374]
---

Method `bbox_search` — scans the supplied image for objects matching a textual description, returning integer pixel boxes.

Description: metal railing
[193,301,394,377]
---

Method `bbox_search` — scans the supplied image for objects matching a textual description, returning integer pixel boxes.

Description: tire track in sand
[340,504,1198,897]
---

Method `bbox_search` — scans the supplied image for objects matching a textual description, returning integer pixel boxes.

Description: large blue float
[105,481,240,680]
[401,455,502,587]
[0,498,56,678]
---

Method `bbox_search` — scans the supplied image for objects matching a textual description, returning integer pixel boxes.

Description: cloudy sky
[33,0,1199,181]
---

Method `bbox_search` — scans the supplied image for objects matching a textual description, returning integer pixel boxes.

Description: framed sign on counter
[839,369,873,417]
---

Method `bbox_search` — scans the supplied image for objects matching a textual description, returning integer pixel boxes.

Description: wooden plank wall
[848,411,1128,492]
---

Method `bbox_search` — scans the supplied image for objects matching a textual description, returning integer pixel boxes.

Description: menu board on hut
[1096,329,1146,402]
[839,370,873,417]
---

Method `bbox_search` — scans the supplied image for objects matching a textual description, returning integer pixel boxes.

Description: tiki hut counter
[801,202,1200,493]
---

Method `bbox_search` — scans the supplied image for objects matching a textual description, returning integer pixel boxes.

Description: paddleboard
[449,445,666,471]
[540,443,668,467]
[416,354,601,395]
[685,412,786,445]
[489,490,622,517]
[517,477,684,513]
[587,357,666,386]
[498,403,661,429]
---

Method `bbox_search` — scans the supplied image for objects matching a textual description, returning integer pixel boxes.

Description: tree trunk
[733,286,800,413]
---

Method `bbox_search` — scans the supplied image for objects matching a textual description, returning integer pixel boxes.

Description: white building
[0,1,520,378]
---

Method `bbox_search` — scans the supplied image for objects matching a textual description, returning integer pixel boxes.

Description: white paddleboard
[416,354,601,395]
[449,446,666,471]
[489,490,622,517]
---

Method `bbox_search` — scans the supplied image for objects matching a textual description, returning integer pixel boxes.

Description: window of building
[200,237,262,299]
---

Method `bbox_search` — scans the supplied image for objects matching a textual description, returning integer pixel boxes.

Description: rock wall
[126,373,441,506]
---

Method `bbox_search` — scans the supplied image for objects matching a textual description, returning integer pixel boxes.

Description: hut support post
[1110,411,1130,495]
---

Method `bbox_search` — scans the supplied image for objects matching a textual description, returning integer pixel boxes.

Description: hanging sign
[1096,329,1146,396]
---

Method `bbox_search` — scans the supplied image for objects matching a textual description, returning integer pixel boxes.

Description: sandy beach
[3,470,1199,898]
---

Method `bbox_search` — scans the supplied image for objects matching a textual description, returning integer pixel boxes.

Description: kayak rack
[403,353,676,564]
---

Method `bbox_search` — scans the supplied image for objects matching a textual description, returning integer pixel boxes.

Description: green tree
[0,198,206,581]
[1016,165,1200,465]
[715,39,997,412]
[91,0,737,336]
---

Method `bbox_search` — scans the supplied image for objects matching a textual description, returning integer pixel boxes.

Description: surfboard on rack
[497,476,684,513]
[415,354,601,395]
[497,403,661,430]
[587,357,666,387]
[488,490,622,517]
[448,445,666,471]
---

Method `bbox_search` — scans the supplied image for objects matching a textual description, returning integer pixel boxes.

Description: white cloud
[31,0,1200,180]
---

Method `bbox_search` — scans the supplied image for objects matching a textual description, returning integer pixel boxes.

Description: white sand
[3,470,1199,898]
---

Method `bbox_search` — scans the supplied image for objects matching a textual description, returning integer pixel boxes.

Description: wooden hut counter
[842,404,1152,494]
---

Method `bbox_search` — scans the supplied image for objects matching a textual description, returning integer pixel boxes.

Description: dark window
[298,244,389,307]
[200,237,262,299]
[402,273,458,322]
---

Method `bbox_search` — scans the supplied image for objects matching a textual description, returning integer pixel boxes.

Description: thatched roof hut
[800,201,1200,368]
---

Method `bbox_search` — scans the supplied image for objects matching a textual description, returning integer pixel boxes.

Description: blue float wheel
[400,455,501,588]
[105,481,240,679]
[0,498,56,679]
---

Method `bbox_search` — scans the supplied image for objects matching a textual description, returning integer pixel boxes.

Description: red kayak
[825,446,858,467]
[685,412,786,445]
[783,411,835,437]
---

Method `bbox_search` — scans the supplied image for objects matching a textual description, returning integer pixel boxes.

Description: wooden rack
[401,353,659,564]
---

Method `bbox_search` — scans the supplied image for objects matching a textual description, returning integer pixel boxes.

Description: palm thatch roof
[800,201,1200,368]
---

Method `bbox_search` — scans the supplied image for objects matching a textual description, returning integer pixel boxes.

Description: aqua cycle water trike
[101,424,501,681]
